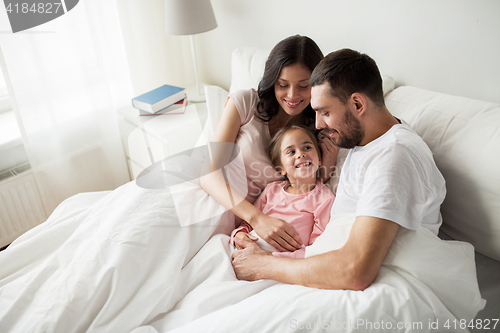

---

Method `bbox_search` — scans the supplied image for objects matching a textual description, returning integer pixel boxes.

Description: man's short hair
[310,49,385,106]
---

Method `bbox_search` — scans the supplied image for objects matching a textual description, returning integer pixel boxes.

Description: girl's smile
[279,128,320,193]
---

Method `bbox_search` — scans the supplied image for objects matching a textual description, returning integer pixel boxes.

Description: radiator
[0,170,46,248]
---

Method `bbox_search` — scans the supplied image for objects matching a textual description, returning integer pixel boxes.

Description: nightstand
[116,103,207,180]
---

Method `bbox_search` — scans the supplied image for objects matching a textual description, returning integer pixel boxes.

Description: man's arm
[231,216,399,290]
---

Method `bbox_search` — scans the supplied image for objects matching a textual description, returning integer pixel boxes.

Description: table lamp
[165,0,217,102]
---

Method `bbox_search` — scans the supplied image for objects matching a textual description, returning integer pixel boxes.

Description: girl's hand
[250,214,303,252]
[318,135,340,182]
[234,232,259,250]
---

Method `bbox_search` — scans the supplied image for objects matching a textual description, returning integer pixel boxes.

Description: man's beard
[324,108,364,149]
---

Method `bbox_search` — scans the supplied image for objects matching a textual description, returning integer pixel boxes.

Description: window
[0,68,30,181]
[0,69,11,112]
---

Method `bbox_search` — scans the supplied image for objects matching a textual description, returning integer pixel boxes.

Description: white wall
[116,0,194,96]
[194,0,500,104]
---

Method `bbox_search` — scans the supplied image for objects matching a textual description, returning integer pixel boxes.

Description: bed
[0,47,499,333]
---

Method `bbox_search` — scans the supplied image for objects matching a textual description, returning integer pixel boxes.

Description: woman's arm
[199,98,302,251]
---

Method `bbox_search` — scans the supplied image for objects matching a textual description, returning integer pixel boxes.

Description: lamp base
[185,84,207,103]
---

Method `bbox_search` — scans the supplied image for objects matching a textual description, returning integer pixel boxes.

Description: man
[231,49,446,290]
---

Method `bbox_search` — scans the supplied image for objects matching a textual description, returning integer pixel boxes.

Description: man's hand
[231,237,273,281]
[318,135,340,182]
[250,214,303,252]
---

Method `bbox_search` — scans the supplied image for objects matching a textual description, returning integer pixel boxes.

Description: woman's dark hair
[256,35,323,126]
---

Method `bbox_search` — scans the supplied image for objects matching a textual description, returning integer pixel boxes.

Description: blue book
[132,84,186,114]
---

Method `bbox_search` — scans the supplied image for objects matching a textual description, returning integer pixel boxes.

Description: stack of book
[132,84,187,116]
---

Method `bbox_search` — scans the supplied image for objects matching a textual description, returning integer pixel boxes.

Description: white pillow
[381,75,395,96]
[201,85,229,143]
[229,47,269,93]
[386,86,500,261]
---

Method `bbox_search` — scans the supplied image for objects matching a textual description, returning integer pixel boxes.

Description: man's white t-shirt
[332,121,446,235]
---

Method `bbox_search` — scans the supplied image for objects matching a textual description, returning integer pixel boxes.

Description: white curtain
[0,0,132,215]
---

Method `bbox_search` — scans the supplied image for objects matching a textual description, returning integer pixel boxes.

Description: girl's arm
[272,247,306,259]
[309,191,335,245]
[230,221,252,246]
[271,187,335,259]
[200,98,302,252]
[232,231,258,250]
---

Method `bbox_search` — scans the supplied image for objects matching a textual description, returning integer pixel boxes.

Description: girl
[231,126,335,258]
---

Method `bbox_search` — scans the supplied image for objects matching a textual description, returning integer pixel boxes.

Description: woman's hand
[234,232,259,250]
[250,214,303,252]
[318,135,340,182]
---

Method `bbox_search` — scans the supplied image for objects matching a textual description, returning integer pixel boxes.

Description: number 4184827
[6,3,63,14]
[444,319,498,330]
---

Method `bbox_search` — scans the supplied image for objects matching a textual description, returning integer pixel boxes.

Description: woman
[201,35,339,252]
[0,35,339,332]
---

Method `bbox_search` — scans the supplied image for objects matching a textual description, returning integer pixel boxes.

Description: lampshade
[165,0,218,35]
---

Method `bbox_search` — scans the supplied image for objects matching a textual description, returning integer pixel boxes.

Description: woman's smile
[284,99,303,108]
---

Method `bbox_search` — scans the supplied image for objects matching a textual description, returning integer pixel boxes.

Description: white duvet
[0,178,485,333]
[132,216,485,333]
[0,169,231,332]
[0,81,487,332]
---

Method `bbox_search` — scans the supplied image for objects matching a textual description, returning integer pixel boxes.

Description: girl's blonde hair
[268,125,321,173]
